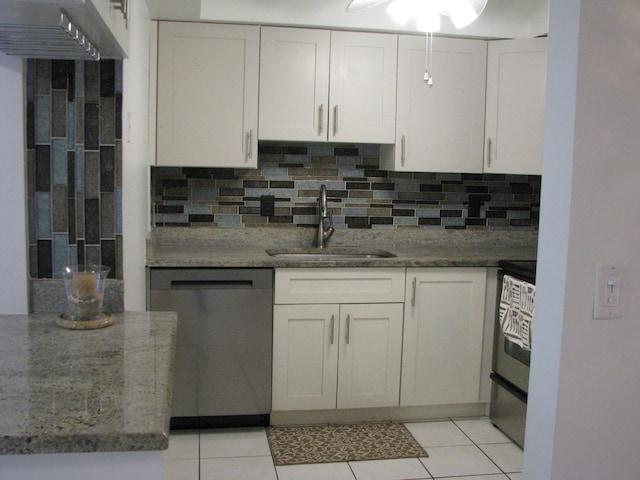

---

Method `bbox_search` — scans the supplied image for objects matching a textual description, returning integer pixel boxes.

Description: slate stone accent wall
[26,59,123,279]
[152,142,540,230]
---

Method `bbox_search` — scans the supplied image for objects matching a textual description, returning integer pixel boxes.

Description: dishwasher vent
[0,11,100,60]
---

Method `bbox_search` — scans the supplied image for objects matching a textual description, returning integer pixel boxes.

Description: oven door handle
[490,372,528,403]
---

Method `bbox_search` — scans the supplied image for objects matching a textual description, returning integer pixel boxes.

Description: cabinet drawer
[275,268,405,304]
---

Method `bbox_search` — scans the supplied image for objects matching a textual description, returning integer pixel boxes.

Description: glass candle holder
[62,265,111,320]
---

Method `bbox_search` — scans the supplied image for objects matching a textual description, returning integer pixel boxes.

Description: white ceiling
[146,0,549,39]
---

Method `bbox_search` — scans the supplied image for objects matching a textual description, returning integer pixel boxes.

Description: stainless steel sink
[266,247,396,260]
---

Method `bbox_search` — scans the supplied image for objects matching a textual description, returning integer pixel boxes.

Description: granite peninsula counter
[0,311,177,480]
[146,227,538,267]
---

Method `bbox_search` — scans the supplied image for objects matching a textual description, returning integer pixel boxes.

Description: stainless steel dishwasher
[148,268,273,429]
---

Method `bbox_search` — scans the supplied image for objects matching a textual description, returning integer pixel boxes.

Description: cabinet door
[382,36,486,173]
[484,38,547,175]
[401,268,487,406]
[337,303,403,409]
[157,22,259,168]
[259,27,330,141]
[329,31,398,143]
[272,304,339,411]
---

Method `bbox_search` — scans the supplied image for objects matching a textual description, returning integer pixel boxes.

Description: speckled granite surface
[146,227,538,268]
[0,312,177,455]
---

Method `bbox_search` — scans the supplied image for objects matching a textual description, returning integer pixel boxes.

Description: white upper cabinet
[156,22,260,168]
[329,31,398,143]
[259,27,397,143]
[381,36,487,173]
[259,27,330,142]
[484,37,548,175]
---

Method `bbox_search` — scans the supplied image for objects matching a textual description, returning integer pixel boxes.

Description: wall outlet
[260,195,275,217]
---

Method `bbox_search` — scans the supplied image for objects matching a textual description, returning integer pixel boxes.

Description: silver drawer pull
[329,314,335,344]
[245,130,253,161]
[411,277,417,307]
[345,314,350,344]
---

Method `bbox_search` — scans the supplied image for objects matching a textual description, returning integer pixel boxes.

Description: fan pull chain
[424,31,434,86]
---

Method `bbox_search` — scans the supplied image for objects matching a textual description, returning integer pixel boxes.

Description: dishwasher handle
[170,280,254,289]
[149,268,273,290]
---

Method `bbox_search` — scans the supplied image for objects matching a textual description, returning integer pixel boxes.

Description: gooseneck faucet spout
[317,184,334,248]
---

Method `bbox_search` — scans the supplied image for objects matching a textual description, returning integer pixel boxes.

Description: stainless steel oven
[490,260,536,449]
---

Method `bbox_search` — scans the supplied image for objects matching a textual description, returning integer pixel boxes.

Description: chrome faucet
[317,184,335,248]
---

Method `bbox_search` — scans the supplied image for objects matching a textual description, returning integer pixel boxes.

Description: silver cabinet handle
[486,137,492,168]
[318,105,324,136]
[345,314,350,344]
[411,277,417,307]
[333,105,338,137]
[329,314,335,345]
[401,135,406,167]
[245,130,253,161]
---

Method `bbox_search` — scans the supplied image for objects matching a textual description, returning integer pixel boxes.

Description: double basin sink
[266,247,396,260]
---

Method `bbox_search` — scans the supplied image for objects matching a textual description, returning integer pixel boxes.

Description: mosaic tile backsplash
[26,59,122,279]
[152,143,540,230]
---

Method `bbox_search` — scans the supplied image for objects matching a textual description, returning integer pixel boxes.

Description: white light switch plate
[593,263,630,319]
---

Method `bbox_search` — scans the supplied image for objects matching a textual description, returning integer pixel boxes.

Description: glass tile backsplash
[26,59,122,279]
[152,143,540,230]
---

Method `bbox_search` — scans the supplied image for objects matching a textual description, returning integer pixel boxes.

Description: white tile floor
[164,417,523,480]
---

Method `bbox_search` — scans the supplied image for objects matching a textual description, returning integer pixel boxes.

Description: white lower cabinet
[272,268,405,411]
[272,304,338,411]
[272,267,489,415]
[401,268,487,406]
[272,303,403,410]
[336,303,403,409]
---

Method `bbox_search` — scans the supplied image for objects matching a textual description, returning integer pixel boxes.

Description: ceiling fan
[346,0,489,32]
[346,0,489,84]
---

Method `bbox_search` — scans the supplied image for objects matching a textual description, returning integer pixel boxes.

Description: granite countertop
[146,227,538,268]
[0,311,177,456]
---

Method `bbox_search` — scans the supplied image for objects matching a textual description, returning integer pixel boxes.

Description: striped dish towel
[499,274,535,351]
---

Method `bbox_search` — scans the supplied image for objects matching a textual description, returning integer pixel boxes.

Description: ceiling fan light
[380,0,487,32]
[385,0,412,26]
[416,9,441,32]
[449,0,479,28]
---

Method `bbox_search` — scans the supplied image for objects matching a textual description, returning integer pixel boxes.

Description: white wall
[0,53,28,314]
[122,0,153,310]
[525,0,640,478]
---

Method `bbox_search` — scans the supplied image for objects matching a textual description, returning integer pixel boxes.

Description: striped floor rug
[266,422,428,466]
